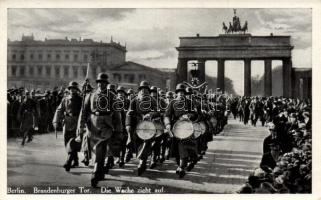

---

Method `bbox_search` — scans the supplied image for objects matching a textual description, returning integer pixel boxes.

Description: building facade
[7,35,175,91]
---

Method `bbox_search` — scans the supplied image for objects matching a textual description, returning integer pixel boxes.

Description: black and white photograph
[2,0,320,198]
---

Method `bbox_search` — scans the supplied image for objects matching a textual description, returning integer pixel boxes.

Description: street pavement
[7,118,269,194]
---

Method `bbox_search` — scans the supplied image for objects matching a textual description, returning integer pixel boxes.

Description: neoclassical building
[7,35,174,91]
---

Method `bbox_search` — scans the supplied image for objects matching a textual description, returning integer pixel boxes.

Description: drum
[172,120,194,139]
[154,120,165,138]
[136,120,156,140]
[193,122,203,138]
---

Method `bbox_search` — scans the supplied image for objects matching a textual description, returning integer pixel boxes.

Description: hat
[158,90,165,97]
[107,84,116,93]
[150,86,157,93]
[67,81,79,90]
[166,91,174,98]
[117,86,126,94]
[138,81,150,91]
[127,88,134,95]
[175,83,186,93]
[96,73,109,83]
[186,87,193,95]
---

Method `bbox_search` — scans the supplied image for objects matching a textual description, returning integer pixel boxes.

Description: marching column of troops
[7,73,229,187]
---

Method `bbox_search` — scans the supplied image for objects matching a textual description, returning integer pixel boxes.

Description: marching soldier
[105,83,118,170]
[77,73,122,187]
[114,86,130,167]
[164,83,200,178]
[18,90,39,145]
[52,81,82,172]
[125,81,160,175]
[124,88,135,163]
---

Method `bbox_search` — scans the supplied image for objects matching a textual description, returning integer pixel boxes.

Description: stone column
[264,59,272,97]
[197,59,206,83]
[282,58,292,98]
[176,58,188,85]
[217,59,225,93]
[244,58,251,96]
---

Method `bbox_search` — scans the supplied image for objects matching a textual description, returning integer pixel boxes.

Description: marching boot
[150,155,157,169]
[106,156,115,169]
[176,167,186,178]
[137,160,147,176]
[81,151,89,166]
[91,163,104,187]
[125,151,133,163]
[118,157,125,168]
[71,152,79,167]
[63,154,73,172]
[186,160,197,172]
[177,159,187,178]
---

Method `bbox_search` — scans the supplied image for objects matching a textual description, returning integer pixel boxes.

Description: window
[46,66,51,76]
[83,54,88,62]
[56,54,60,60]
[73,54,78,61]
[47,54,51,60]
[29,66,34,76]
[82,66,87,77]
[12,54,16,60]
[30,54,34,60]
[20,54,24,60]
[55,66,60,77]
[65,54,69,60]
[113,73,121,82]
[64,66,69,77]
[72,66,78,78]
[125,74,135,83]
[20,66,25,76]
[37,65,43,76]
[11,65,17,76]
[38,54,43,60]
[139,74,146,80]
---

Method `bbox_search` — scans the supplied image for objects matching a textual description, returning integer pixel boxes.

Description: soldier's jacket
[114,96,130,131]
[125,95,160,128]
[164,96,199,126]
[53,94,82,131]
[18,98,38,132]
[78,89,122,141]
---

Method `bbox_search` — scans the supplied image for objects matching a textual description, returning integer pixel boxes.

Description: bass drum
[193,122,203,138]
[154,120,165,138]
[136,120,156,140]
[172,120,194,139]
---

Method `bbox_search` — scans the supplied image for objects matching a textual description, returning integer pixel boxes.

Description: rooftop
[8,35,127,52]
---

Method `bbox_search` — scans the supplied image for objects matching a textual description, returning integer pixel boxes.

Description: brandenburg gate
[175,11,294,97]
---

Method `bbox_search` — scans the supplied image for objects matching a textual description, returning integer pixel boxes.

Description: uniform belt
[91,112,112,116]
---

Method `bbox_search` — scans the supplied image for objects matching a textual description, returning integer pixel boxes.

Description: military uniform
[164,84,200,178]
[125,81,160,175]
[77,73,122,187]
[53,81,82,171]
[18,91,38,145]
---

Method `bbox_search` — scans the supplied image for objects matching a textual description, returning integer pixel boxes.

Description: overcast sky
[8,8,311,94]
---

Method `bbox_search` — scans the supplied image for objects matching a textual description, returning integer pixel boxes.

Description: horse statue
[222,22,228,34]
[228,22,234,33]
[240,21,248,34]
